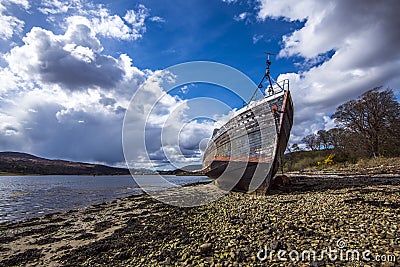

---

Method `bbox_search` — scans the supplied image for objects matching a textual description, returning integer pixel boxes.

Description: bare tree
[332,87,400,157]
[326,127,344,149]
[317,130,330,150]
[302,133,319,151]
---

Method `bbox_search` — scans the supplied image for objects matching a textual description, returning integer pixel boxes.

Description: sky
[0,0,399,169]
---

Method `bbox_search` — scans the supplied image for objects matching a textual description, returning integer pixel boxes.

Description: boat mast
[249,52,276,103]
[263,52,275,94]
[249,52,284,103]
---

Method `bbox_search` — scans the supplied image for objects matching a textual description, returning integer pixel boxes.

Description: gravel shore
[1,174,399,266]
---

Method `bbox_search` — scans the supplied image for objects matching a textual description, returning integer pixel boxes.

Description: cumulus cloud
[123,70,220,169]
[0,75,133,163]
[257,0,400,143]
[5,24,127,90]
[112,79,214,169]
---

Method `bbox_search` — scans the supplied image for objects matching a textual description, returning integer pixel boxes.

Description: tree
[317,130,330,150]
[302,133,319,151]
[286,143,301,153]
[326,127,345,150]
[332,87,400,157]
[291,143,301,152]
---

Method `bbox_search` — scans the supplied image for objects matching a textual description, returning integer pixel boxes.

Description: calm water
[0,175,211,223]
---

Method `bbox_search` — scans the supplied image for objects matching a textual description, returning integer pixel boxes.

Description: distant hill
[180,164,203,172]
[157,164,205,176]
[0,152,131,175]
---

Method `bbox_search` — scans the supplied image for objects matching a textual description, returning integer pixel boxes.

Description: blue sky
[0,0,399,169]
[120,0,302,74]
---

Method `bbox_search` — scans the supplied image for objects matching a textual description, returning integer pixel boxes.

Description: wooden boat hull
[202,88,293,193]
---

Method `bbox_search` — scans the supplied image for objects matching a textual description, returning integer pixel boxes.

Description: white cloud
[5,24,128,90]
[38,0,149,41]
[0,0,29,40]
[0,74,138,163]
[87,5,148,41]
[93,13,134,40]
[123,5,148,27]
[252,34,263,44]
[150,16,166,23]
[90,4,148,41]
[38,0,81,15]
[222,0,237,4]
[180,85,188,94]
[2,0,29,10]
[123,70,220,169]
[234,12,249,22]
[257,0,400,142]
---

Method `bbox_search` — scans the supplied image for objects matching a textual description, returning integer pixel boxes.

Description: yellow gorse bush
[323,154,335,165]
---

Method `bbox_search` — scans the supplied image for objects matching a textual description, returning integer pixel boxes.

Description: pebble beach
[1,174,399,266]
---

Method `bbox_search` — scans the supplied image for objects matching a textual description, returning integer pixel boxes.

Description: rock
[181,252,189,261]
[310,260,325,267]
[272,175,291,187]
[163,257,171,265]
[288,224,299,231]
[303,230,315,237]
[229,251,235,259]
[269,239,286,250]
[265,227,274,235]
[200,243,213,253]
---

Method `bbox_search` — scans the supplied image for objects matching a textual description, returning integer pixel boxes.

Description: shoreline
[1,174,399,266]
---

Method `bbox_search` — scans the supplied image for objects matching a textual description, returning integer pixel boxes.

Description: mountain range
[0,152,131,175]
[0,152,204,176]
